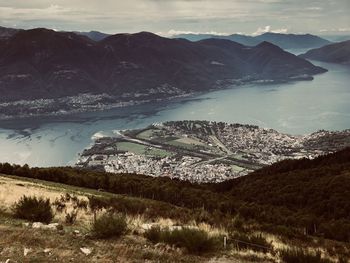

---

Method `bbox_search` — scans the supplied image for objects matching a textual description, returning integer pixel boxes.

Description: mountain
[175,33,259,46]
[255,32,331,49]
[175,32,331,49]
[322,35,350,42]
[300,40,350,65]
[75,30,111,41]
[0,26,21,39]
[0,28,326,103]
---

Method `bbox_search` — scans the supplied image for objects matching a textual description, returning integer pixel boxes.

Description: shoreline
[0,75,317,121]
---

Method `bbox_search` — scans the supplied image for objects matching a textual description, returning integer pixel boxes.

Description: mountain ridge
[0,28,326,104]
[175,32,332,50]
[300,40,350,65]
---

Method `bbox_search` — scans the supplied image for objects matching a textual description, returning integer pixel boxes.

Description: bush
[280,248,332,263]
[12,196,53,223]
[144,227,220,254]
[65,210,78,225]
[91,213,127,239]
[144,226,162,243]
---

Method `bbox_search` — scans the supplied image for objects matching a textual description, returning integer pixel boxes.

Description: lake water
[0,60,350,167]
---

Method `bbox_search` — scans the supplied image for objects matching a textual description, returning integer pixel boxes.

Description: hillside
[1,148,350,240]
[0,28,326,104]
[175,32,331,49]
[1,148,350,262]
[0,26,20,39]
[300,40,350,65]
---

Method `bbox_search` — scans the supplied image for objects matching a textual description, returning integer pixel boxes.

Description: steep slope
[0,29,326,102]
[213,148,350,241]
[300,40,350,65]
[0,26,21,39]
[1,148,350,243]
[175,32,331,49]
[0,28,104,101]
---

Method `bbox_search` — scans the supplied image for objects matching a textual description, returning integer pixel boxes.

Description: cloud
[251,25,288,36]
[165,29,230,37]
[320,27,350,33]
[0,0,348,35]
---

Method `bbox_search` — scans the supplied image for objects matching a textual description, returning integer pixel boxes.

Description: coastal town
[76,121,350,183]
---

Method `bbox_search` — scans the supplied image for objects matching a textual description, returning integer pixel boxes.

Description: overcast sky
[0,0,349,36]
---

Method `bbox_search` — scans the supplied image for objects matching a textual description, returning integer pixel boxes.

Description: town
[76,120,350,183]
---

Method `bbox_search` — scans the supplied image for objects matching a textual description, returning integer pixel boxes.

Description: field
[117,142,173,157]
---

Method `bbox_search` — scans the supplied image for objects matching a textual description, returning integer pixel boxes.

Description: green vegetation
[12,195,53,223]
[279,248,332,263]
[91,212,127,239]
[145,227,221,254]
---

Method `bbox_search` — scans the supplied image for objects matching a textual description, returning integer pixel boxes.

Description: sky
[0,0,349,36]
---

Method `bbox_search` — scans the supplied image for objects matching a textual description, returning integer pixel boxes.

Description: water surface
[0,61,349,166]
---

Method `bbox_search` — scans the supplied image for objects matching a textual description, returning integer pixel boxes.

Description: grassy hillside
[0,148,349,262]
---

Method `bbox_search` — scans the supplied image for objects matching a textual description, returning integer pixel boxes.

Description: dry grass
[0,175,348,263]
[0,176,92,225]
[0,225,196,263]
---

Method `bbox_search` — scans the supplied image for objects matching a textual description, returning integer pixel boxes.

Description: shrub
[280,248,332,263]
[144,227,220,254]
[12,196,53,223]
[65,210,78,225]
[144,226,162,243]
[231,233,272,253]
[91,212,127,239]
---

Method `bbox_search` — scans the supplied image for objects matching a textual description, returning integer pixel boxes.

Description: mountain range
[0,28,326,103]
[300,40,350,65]
[174,32,331,50]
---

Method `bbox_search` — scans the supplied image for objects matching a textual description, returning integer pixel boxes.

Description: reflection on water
[0,61,350,166]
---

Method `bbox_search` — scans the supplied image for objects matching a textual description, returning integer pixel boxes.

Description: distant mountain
[322,35,350,42]
[0,26,21,39]
[300,40,350,65]
[175,32,331,49]
[0,28,326,103]
[175,33,260,46]
[75,30,111,41]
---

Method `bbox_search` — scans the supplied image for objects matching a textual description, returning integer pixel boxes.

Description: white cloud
[251,25,288,36]
[164,29,230,37]
[319,27,350,33]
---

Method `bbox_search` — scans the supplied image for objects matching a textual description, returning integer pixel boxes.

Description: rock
[45,223,60,230]
[32,222,62,231]
[43,248,52,253]
[141,223,156,230]
[73,230,80,235]
[80,247,92,256]
[32,222,44,229]
[23,248,32,256]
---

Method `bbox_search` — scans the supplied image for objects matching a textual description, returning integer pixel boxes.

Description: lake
[0,60,350,167]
